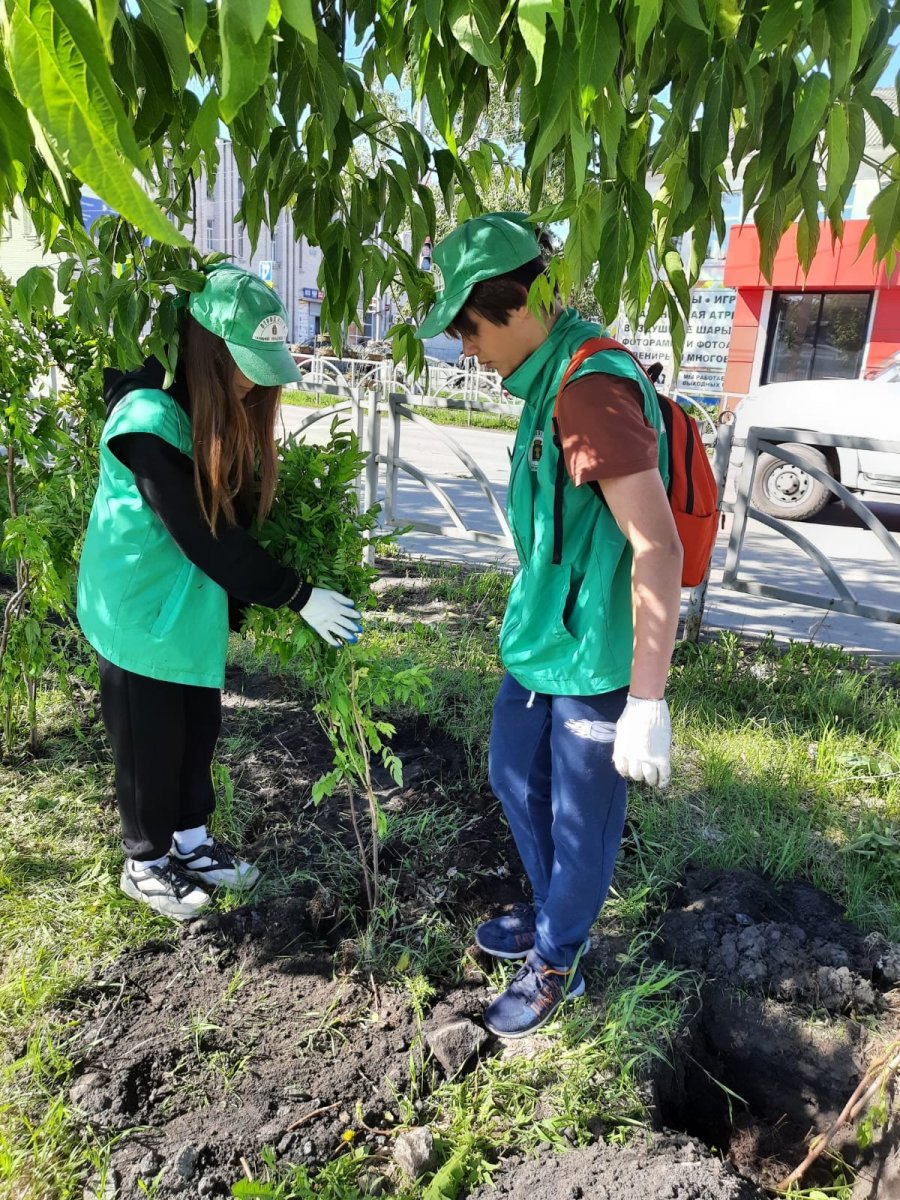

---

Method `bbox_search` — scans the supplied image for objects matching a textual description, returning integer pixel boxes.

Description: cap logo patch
[253,315,287,343]
[431,264,445,292]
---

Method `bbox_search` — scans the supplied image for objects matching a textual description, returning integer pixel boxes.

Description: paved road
[279,403,900,659]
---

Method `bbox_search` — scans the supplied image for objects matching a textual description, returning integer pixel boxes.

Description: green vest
[76,388,229,688]
[499,309,669,696]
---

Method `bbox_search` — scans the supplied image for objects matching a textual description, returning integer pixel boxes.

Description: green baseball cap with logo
[188,263,302,386]
[415,212,542,340]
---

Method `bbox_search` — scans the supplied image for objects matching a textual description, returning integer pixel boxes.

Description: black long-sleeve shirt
[103,359,311,620]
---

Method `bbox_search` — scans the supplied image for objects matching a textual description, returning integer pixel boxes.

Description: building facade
[722,220,900,401]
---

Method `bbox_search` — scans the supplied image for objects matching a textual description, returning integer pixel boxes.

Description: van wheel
[751,443,833,521]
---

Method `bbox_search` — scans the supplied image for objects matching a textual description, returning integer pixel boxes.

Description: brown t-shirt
[556,374,659,487]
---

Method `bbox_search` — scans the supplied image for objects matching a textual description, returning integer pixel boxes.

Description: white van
[730,363,900,520]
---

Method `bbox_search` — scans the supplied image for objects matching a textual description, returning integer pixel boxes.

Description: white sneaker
[170,837,260,889]
[120,858,211,921]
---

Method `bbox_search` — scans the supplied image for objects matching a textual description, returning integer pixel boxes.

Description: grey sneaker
[120,858,210,921]
[170,837,260,889]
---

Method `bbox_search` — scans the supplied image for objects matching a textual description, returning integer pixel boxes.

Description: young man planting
[416,213,682,1038]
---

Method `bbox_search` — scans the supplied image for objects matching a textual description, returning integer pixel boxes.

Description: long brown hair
[181,314,281,532]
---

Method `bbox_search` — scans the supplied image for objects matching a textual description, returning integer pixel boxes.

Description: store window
[763,291,872,383]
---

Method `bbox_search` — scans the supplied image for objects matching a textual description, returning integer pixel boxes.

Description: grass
[1,559,898,1198]
[281,389,520,431]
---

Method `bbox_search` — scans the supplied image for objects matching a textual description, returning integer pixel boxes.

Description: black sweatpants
[98,656,222,861]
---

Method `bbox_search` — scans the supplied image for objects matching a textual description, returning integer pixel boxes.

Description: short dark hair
[446,258,543,338]
[446,228,557,338]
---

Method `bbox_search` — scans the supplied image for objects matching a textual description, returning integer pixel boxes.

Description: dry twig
[286,1100,341,1132]
[777,1040,900,1191]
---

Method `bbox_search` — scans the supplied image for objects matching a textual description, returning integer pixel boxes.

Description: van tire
[751,443,833,522]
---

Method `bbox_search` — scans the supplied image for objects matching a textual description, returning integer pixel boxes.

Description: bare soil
[61,666,900,1198]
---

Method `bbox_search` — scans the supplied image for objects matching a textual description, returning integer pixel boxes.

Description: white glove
[298,587,362,647]
[612,696,672,788]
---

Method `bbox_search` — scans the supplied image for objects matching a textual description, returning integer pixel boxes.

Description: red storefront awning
[723,220,899,290]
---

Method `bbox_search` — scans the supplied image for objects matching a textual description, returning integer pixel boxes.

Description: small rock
[301,1139,314,1157]
[184,914,220,936]
[393,1126,437,1179]
[424,1016,489,1076]
[137,1151,163,1178]
[175,1143,200,1180]
[69,1072,107,1112]
[276,1133,296,1155]
[734,912,753,926]
[198,1180,217,1197]
[83,1169,120,1200]
[339,1109,351,1123]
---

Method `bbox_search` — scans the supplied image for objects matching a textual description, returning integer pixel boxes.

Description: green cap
[415,212,542,340]
[188,263,302,386]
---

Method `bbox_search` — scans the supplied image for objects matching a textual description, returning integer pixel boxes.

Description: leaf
[567,184,602,284]
[182,0,208,51]
[862,179,900,263]
[715,0,741,38]
[754,189,789,281]
[6,0,190,246]
[142,0,191,88]
[517,0,552,81]
[663,247,690,317]
[218,0,274,122]
[93,0,119,54]
[422,1139,473,1200]
[595,190,632,320]
[824,105,849,208]
[757,0,799,52]
[577,4,618,105]
[448,0,500,69]
[634,0,663,58]
[11,265,55,325]
[701,59,732,178]
[671,0,708,32]
[281,0,316,46]
[0,72,32,182]
[786,71,830,161]
[231,1182,278,1199]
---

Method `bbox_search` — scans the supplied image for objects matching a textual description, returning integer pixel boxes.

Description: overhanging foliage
[0,0,898,368]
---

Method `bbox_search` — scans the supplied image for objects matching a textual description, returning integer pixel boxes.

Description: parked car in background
[730,365,900,521]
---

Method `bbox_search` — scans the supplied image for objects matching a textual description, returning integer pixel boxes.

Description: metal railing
[722,426,900,623]
[284,373,900,638]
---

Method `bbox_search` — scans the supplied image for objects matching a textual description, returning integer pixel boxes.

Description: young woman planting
[77,264,361,920]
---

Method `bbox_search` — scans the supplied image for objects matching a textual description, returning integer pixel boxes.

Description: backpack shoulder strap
[553,335,648,420]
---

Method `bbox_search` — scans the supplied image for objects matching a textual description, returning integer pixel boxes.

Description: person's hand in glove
[612,695,671,787]
[297,587,362,647]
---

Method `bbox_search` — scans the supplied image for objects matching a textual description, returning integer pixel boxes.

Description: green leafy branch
[246,425,431,916]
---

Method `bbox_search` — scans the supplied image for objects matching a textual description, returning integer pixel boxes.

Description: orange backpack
[552,336,719,588]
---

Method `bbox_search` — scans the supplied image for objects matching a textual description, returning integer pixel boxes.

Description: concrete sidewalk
[279,402,900,661]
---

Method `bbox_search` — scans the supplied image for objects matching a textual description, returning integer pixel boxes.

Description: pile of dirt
[466,1132,767,1200]
[659,867,900,1013]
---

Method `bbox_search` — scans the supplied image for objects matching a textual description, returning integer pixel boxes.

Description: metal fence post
[682,420,735,643]
[362,385,381,566]
[383,391,400,530]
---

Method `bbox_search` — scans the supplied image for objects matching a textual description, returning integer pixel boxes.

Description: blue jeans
[488,673,629,972]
